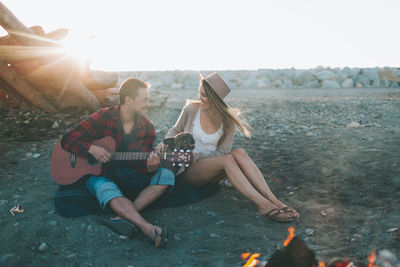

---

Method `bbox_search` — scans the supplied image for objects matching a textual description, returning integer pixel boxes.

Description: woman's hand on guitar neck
[88,144,112,163]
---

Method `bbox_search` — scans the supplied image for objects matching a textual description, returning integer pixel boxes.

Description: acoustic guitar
[50,136,193,185]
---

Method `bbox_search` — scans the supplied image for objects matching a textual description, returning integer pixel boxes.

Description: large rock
[378,69,400,82]
[341,78,354,88]
[355,68,379,87]
[315,70,337,81]
[321,80,341,88]
[294,70,317,86]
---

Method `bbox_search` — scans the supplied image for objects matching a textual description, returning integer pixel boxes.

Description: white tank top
[192,109,223,155]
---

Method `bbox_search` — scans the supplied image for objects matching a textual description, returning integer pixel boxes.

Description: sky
[1,0,399,71]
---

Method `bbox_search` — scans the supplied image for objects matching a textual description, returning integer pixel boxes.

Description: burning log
[266,236,317,267]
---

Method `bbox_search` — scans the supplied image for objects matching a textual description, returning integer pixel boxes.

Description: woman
[158,72,299,222]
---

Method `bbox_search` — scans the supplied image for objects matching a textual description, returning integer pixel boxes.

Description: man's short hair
[119,78,151,104]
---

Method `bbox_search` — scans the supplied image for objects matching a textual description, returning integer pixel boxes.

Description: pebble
[49,221,58,226]
[206,211,217,217]
[118,235,128,240]
[38,242,48,252]
[26,153,33,158]
[305,228,315,236]
[216,220,224,225]
[51,121,59,129]
[32,153,41,159]
[173,234,181,241]
[0,200,8,206]
[346,121,361,128]
[376,249,400,267]
[210,233,220,238]
[288,191,294,195]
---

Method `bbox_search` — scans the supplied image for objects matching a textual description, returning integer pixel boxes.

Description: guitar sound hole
[87,154,98,165]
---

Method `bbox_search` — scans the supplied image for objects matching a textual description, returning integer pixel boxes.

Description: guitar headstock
[165,149,194,167]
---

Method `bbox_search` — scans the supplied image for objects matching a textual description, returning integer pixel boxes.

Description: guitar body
[50,136,116,185]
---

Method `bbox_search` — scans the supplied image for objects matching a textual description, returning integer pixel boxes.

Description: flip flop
[264,208,294,222]
[153,225,168,248]
[281,207,300,219]
[102,218,136,237]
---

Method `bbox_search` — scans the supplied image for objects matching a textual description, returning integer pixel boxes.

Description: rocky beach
[0,68,400,266]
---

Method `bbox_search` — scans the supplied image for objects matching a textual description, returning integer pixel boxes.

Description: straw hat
[199,72,231,99]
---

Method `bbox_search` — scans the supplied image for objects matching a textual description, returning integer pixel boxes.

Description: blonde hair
[201,79,251,144]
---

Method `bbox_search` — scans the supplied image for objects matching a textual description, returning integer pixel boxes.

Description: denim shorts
[86,168,174,209]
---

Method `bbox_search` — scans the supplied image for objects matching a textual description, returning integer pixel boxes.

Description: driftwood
[0,77,31,109]
[0,60,56,112]
[0,2,119,112]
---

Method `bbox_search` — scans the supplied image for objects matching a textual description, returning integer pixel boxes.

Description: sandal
[153,225,168,248]
[264,208,294,222]
[281,207,300,219]
[102,218,137,237]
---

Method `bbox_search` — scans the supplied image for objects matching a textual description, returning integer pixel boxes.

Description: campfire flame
[368,250,378,267]
[241,252,260,267]
[240,228,382,267]
[283,226,295,246]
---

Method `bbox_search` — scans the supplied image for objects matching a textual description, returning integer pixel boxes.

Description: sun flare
[61,34,97,65]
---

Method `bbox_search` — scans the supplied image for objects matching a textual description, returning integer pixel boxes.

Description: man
[61,78,173,248]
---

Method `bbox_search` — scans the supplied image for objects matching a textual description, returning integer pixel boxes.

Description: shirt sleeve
[164,103,191,139]
[61,109,106,156]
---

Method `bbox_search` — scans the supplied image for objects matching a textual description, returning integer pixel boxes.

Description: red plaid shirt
[61,106,155,175]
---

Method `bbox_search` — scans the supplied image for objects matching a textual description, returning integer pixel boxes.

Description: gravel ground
[0,87,399,266]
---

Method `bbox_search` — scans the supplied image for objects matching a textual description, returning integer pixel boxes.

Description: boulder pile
[118,67,400,90]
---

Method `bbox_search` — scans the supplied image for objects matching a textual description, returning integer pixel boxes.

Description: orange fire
[368,250,378,267]
[318,261,326,267]
[241,253,260,267]
[283,226,295,246]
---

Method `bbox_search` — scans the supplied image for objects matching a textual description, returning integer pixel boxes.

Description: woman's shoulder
[183,100,200,112]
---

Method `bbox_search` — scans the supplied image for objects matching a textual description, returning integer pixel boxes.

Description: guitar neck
[112,152,166,161]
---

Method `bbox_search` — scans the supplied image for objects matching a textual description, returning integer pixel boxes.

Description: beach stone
[32,153,41,159]
[321,80,341,89]
[0,200,8,206]
[305,228,315,236]
[51,121,59,129]
[118,235,128,240]
[210,233,219,238]
[206,211,217,217]
[341,78,354,88]
[315,70,337,81]
[376,249,400,267]
[346,121,361,128]
[294,70,316,86]
[25,153,33,158]
[38,242,48,252]
[49,221,58,226]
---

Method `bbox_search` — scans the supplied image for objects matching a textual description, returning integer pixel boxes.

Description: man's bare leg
[108,185,168,247]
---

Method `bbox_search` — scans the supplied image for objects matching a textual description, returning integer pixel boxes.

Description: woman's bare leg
[229,149,299,217]
[184,153,290,218]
